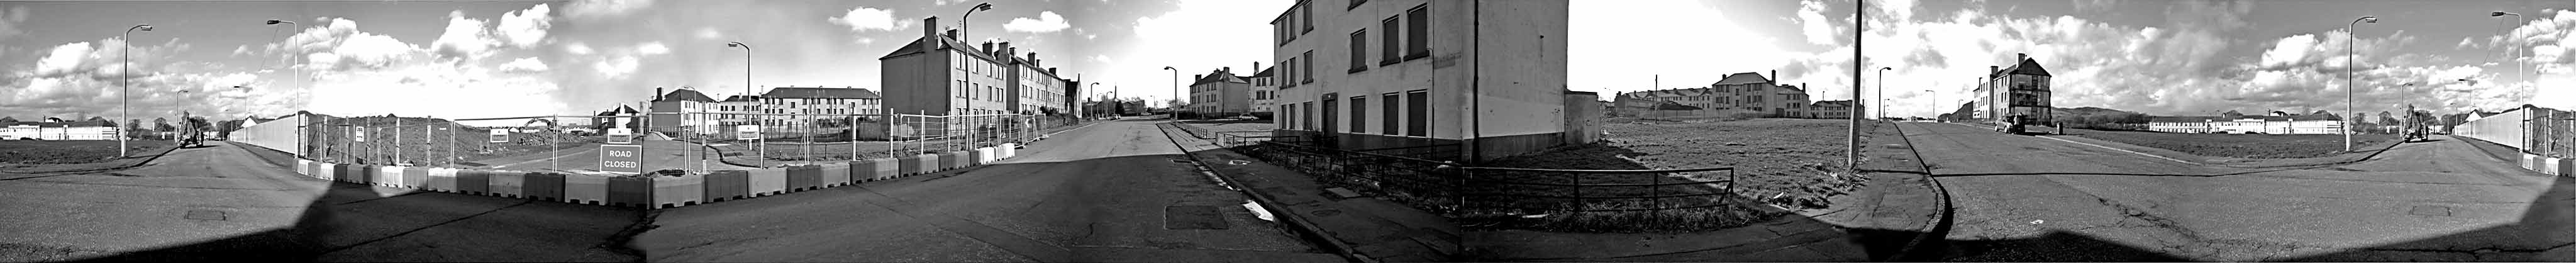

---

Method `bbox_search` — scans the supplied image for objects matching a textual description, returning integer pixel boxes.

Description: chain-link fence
[230,109,1092,176]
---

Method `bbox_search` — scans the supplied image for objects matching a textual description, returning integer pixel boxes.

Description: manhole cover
[1163,205,1229,230]
[2408,205,2453,216]
[1311,210,1343,216]
[182,210,227,221]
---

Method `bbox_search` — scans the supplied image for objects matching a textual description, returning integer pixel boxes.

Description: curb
[1884,121,1952,262]
[1153,123,1377,263]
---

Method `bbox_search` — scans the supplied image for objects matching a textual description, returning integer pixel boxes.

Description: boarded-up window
[1406,90,1428,137]
[1350,96,1367,134]
[1382,93,1399,135]
[1406,5,1428,59]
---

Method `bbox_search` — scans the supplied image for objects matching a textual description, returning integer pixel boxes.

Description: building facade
[716,95,763,126]
[1975,53,2053,126]
[1188,67,1254,116]
[1812,100,1862,120]
[880,16,1074,122]
[1267,0,1569,162]
[1611,71,1811,118]
[1250,67,1280,115]
[2148,115,2345,135]
[0,119,119,140]
[648,87,721,135]
[758,86,882,126]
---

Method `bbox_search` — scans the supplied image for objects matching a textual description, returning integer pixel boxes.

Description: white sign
[354,129,366,142]
[606,128,633,144]
[488,129,509,143]
[600,145,643,174]
[736,125,762,140]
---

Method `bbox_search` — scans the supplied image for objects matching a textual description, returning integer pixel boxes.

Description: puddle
[1241,200,1275,221]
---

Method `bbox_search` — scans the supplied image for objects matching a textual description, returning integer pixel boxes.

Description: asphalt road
[1903,122,2576,261]
[0,142,641,262]
[635,119,1336,262]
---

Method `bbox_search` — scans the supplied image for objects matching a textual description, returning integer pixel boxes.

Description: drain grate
[182,210,228,221]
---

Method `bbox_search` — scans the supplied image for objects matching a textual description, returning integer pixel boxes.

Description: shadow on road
[1935,172,2573,262]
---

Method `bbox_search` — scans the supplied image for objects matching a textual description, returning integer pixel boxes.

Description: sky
[3,0,2572,125]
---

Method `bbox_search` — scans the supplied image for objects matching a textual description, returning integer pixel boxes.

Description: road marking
[2030,135,2197,164]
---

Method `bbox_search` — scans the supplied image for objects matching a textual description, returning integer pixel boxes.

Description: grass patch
[0,140,177,164]
[2068,129,2399,159]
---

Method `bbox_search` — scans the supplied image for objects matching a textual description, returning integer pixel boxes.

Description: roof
[1714,72,1772,85]
[2149,115,2341,123]
[1996,57,2052,77]
[1812,100,1855,106]
[657,89,718,103]
[721,95,760,103]
[1775,84,1806,95]
[762,87,881,99]
[879,35,999,62]
[1250,67,1274,77]
[1191,70,1248,86]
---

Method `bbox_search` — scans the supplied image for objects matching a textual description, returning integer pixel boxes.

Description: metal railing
[1235,141,1743,218]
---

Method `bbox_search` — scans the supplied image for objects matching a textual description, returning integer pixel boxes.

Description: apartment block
[880,16,1073,120]
[1268,0,1570,162]
[1187,67,1254,116]
[1612,71,1813,118]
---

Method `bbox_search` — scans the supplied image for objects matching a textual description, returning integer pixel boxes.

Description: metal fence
[2455,106,2576,158]
[1232,140,1748,231]
[226,110,1084,175]
[647,111,1072,169]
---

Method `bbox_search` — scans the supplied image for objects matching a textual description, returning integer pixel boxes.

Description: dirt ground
[2068,128,2399,159]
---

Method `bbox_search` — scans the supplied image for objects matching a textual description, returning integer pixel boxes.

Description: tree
[126,119,144,139]
[153,118,174,133]
[0,116,17,125]
[2221,110,2245,120]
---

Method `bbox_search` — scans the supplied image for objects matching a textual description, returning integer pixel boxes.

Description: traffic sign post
[488,129,508,143]
[601,144,643,175]
[606,128,633,144]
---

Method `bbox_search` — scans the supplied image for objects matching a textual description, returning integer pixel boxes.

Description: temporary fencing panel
[706,170,749,201]
[565,174,608,205]
[525,172,567,201]
[750,168,787,196]
[457,170,492,195]
[606,176,652,208]
[426,168,459,192]
[821,164,851,187]
[489,172,525,198]
[402,167,430,188]
[652,176,705,208]
[786,165,821,191]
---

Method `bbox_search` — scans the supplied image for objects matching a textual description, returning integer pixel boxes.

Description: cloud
[562,0,650,20]
[828,6,908,31]
[593,56,639,78]
[496,4,553,48]
[565,42,594,55]
[429,11,498,60]
[695,27,723,40]
[636,42,669,55]
[499,57,550,73]
[0,36,300,121]
[0,6,28,39]
[1796,0,1841,46]
[1004,11,1072,33]
[34,42,96,76]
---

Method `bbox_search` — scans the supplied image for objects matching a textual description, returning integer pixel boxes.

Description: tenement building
[1267,0,1572,162]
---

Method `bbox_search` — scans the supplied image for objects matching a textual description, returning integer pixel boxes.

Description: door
[1321,94,1339,146]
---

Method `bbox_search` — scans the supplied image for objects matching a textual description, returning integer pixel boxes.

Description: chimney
[999,42,1013,57]
[2016,53,2026,62]
[944,28,958,40]
[1254,62,1263,72]
[655,87,665,101]
[1048,67,1057,75]
[1770,70,1779,85]
[1222,67,1231,75]
[980,42,993,53]
[1989,65,1999,76]
[923,16,940,47]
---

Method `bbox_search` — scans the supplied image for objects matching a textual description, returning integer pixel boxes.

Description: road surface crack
[320,200,535,254]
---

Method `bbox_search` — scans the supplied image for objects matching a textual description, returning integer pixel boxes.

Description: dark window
[1406,90,1427,137]
[1274,18,1287,45]
[1381,17,1401,65]
[1348,30,1368,72]
[1350,96,1366,133]
[1405,4,1428,59]
[1301,51,1316,84]
[1300,1,1313,33]
[1283,104,1297,130]
[1381,93,1399,135]
[1319,97,1336,134]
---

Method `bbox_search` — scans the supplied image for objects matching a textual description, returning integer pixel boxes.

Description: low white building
[2148,115,2345,134]
[0,120,121,140]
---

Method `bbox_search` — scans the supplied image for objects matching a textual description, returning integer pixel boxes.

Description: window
[1302,101,1317,130]
[1406,90,1428,137]
[1280,104,1297,128]
[1406,5,1429,59]
[1348,30,1368,72]
[1381,17,1401,65]
[1282,59,1297,87]
[1301,51,1315,84]
[1350,96,1367,133]
[1300,1,1313,33]
[1381,93,1399,135]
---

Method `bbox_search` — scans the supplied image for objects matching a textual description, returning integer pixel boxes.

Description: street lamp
[265,20,296,97]
[727,42,757,160]
[1923,89,1935,121]
[1875,67,1891,120]
[2492,11,2525,104]
[122,24,152,157]
[2345,15,2375,152]
[962,3,994,43]
[1163,66,1180,121]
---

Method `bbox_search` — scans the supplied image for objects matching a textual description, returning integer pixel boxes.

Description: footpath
[1158,121,1950,262]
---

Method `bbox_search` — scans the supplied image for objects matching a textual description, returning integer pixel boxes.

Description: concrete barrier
[750,168,787,197]
[565,174,608,205]
[402,167,431,189]
[525,172,567,202]
[2527,154,2543,171]
[2548,157,2569,176]
[606,176,652,208]
[375,165,406,187]
[943,150,970,171]
[898,155,927,176]
[862,158,899,181]
[426,168,459,193]
[296,159,313,177]
[786,165,821,192]
[457,169,492,195]
[706,171,749,201]
[320,163,340,181]
[972,147,993,165]
[821,164,851,187]
[652,176,704,208]
[489,172,525,198]
[999,143,1017,159]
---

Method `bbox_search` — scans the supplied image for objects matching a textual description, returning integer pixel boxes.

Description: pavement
[0,141,642,262]
[1904,121,2576,261]
[1156,123,1457,262]
[635,118,1336,262]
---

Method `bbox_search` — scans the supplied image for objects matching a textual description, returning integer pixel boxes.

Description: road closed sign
[736,125,762,140]
[600,145,643,174]
[606,128,633,144]
[489,129,509,143]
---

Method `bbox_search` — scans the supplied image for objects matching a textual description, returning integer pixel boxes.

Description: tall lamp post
[1923,89,1936,121]
[2492,11,2525,103]
[122,25,153,157]
[1163,66,1180,121]
[2346,16,2376,152]
[1876,67,1891,120]
[961,3,994,43]
[727,42,757,161]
